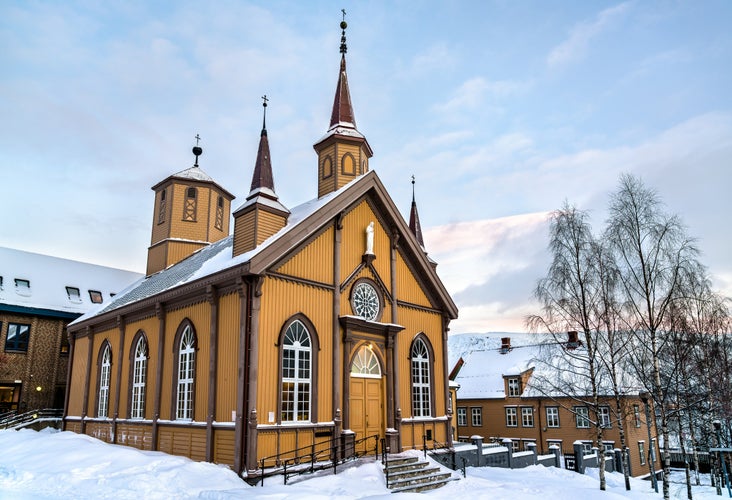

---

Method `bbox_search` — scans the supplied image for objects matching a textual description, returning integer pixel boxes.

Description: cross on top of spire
[192,134,202,167]
[261,94,269,135]
[340,9,347,54]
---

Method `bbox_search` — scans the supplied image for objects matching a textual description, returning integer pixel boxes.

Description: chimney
[567,331,580,349]
[500,337,511,354]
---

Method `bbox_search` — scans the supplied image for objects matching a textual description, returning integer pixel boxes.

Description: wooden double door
[348,375,384,452]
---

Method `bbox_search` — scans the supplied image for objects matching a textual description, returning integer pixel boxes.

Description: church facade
[63,22,458,477]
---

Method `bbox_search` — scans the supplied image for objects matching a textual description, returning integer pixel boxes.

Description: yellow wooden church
[63,20,458,478]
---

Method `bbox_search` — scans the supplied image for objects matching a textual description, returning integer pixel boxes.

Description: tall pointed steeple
[408,175,425,248]
[314,13,373,198]
[232,96,290,257]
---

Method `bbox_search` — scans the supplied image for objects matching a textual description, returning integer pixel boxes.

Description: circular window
[352,282,380,321]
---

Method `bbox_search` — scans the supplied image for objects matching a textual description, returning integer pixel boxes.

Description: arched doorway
[348,345,384,452]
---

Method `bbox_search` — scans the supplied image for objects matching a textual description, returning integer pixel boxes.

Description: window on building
[457,407,467,427]
[507,377,520,397]
[5,323,30,352]
[523,440,536,451]
[511,440,520,452]
[158,189,166,224]
[130,335,148,419]
[14,278,30,296]
[60,330,70,355]
[411,338,431,418]
[575,406,590,428]
[603,442,615,453]
[506,407,518,427]
[633,404,641,428]
[581,442,593,454]
[66,286,81,301]
[546,406,560,428]
[183,187,197,221]
[521,407,534,427]
[281,320,311,422]
[97,344,111,418]
[598,405,611,428]
[651,438,657,462]
[89,290,103,304]
[638,441,646,465]
[471,407,482,426]
[176,325,196,420]
[547,440,562,451]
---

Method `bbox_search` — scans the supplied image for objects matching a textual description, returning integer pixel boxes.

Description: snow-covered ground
[0,428,723,499]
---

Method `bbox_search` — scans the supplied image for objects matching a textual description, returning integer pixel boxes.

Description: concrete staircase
[383,455,454,493]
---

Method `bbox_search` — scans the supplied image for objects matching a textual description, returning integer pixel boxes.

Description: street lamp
[639,392,658,493]
[713,420,731,497]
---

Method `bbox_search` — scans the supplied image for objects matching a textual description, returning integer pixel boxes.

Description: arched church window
[97,343,112,418]
[322,156,333,179]
[410,337,432,418]
[175,324,196,420]
[351,345,381,377]
[281,319,311,422]
[130,333,148,419]
[341,153,355,175]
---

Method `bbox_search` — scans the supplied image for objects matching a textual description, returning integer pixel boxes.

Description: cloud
[433,77,531,115]
[547,2,631,68]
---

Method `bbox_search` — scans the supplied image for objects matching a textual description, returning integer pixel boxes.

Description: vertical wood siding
[274,226,334,284]
[257,277,333,428]
[162,304,211,422]
[339,201,391,287]
[116,422,153,450]
[215,292,240,423]
[158,426,207,462]
[233,210,256,256]
[395,252,431,307]
[67,336,90,415]
[256,210,287,245]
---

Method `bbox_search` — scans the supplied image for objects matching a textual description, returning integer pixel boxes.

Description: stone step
[384,461,428,475]
[388,466,441,481]
[390,476,455,494]
[384,456,419,467]
[389,470,452,489]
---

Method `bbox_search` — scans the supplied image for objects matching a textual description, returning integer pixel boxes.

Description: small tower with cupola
[313,15,373,198]
[146,139,235,275]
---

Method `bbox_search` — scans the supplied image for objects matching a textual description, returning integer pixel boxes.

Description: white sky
[2,1,730,334]
[0,428,721,499]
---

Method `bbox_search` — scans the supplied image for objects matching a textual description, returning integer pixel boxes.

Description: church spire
[232,96,290,257]
[250,95,275,193]
[330,12,356,129]
[313,12,373,198]
[409,175,425,248]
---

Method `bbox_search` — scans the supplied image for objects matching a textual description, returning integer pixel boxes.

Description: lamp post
[640,392,658,493]
[713,420,731,497]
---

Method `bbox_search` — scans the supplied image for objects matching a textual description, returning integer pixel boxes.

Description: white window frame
[176,326,195,420]
[98,345,111,418]
[471,407,482,426]
[575,406,590,428]
[506,407,518,427]
[521,406,534,427]
[638,441,646,465]
[598,405,611,428]
[281,320,312,422]
[131,337,147,419]
[546,406,560,428]
[507,377,520,397]
[411,339,431,418]
[457,407,467,427]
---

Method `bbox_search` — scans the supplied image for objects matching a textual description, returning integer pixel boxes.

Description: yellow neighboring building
[64,21,458,478]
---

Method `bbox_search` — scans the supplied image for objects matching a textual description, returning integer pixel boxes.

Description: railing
[0,408,63,430]
[256,433,380,486]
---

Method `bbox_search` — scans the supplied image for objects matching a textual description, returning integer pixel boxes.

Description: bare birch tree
[606,174,701,500]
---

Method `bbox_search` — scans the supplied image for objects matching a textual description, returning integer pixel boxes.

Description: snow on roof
[450,333,542,400]
[71,175,366,325]
[170,165,214,182]
[450,332,643,400]
[0,247,143,317]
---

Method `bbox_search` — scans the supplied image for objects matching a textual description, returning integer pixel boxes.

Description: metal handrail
[257,433,379,486]
[0,408,63,430]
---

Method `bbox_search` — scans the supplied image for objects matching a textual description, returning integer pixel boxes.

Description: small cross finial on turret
[340,9,348,54]
[411,175,416,198]
[261,94,269,135]
[192,134,203,167]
